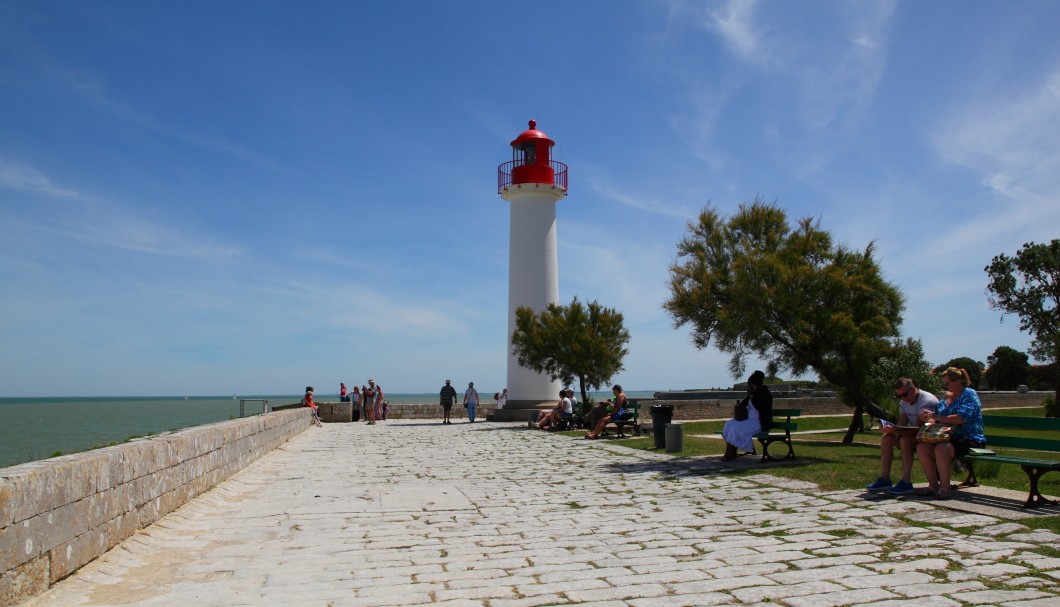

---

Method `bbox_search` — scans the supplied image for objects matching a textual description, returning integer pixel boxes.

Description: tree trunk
[842,394,893,444]
[1053,361,1060,417]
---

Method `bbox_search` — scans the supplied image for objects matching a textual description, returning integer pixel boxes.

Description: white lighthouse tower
[497,120,567,412]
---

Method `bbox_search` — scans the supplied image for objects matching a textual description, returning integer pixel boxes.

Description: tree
[664,199,904,443]
[511,296,631,405]
[985,239,1060,405]
[983,346,1030,391]
[864,338,942,421]
[933,357,984,389]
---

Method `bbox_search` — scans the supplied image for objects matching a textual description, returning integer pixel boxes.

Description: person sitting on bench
[915,367,985,500]
[721,371,773,460]
[585,385,628,439]
[534,390,572,430]
[865,377,938,496]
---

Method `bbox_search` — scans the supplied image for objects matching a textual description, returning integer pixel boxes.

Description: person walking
[463,381,479,423]
[439,379,458,425]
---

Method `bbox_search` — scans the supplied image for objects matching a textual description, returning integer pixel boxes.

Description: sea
[0,391,656,469]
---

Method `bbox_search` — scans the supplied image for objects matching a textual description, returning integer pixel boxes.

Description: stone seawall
[0,408,312,607]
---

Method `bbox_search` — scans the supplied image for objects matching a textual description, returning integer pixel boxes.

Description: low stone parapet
[0,408,312,607]
[317,401,353,422]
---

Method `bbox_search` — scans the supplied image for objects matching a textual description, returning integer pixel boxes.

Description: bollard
[665,423,683,453]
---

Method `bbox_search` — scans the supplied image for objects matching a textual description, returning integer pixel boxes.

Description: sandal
[935,489,952,500]
[915,487,937,497]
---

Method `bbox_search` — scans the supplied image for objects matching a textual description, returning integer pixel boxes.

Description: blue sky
[1,1,1058,397]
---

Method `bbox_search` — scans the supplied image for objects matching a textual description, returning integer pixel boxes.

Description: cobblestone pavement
[24,421,1060,607]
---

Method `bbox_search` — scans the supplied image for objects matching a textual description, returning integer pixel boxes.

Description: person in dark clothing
[439,379,458,425]
[721,370,773,460]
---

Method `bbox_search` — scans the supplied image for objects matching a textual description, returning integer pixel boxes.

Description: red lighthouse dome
[498,120,568,193]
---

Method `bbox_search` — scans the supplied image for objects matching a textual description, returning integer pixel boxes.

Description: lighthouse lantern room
[498,120,568,192]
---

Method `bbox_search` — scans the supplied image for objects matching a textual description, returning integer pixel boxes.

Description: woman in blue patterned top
[915,367,986,500]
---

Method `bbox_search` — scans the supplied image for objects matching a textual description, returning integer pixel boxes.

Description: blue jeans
[466,402,476,422]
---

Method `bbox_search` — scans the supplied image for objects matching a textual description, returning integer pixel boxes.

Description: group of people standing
[337,380,386,425]
[719,367,986,501]
[438,380,482,424]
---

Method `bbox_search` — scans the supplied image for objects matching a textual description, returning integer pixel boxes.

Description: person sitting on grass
[865,377,938,496]
[584,385,628,439]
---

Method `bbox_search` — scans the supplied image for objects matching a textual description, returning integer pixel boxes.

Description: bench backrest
[982,415,1060,430]
[626,401,641,420]
[764,408,799,432]
[981,415,1060,453]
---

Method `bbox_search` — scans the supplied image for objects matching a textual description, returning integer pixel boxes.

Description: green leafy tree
[985,239,1060,405]
[864,338,942,422]
[933,357,984,389]
[1029,362,1059,392]
[984,346,1030,391]
[664,199,904,443]
[511,297,631,405]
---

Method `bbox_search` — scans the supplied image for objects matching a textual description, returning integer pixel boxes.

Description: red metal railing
[497,160,568,193]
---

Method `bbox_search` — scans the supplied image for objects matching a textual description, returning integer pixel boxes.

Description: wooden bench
[754,408,800,462]
[963,415,1060,508]
[608,401,642,438]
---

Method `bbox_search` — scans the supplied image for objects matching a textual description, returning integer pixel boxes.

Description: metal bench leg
[958,459,978,488]
[1022,465,1060,508]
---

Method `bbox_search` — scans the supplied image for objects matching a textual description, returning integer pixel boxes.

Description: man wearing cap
[463,381,479,423]
[439,379,458,425]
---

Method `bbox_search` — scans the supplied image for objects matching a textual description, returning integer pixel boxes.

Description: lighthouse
[497,120,568,411]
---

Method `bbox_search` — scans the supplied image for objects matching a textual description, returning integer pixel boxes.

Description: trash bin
[665,423,683,453]
[650,404,675,449]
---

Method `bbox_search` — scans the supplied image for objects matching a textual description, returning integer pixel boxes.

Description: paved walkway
[24,421,1060,607]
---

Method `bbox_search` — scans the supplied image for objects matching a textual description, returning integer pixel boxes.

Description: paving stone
[861,597,962,607]
[956,589,1052,603]
[783,586,897,606]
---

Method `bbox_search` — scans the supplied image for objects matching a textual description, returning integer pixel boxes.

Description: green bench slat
[967,454,1060,468]
[981,435,1060,453]
[982,415,1060,430]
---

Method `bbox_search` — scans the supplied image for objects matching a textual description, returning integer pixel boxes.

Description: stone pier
[7,417,1059,607]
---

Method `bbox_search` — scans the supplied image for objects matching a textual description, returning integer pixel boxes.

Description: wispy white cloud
[930,68,1060,248]
[0,159,242,259]
[582,168,697,219]
[0,159,79,198]
[701,0,763,64]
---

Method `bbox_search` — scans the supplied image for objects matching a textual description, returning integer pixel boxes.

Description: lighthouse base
[490,402,557,422]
